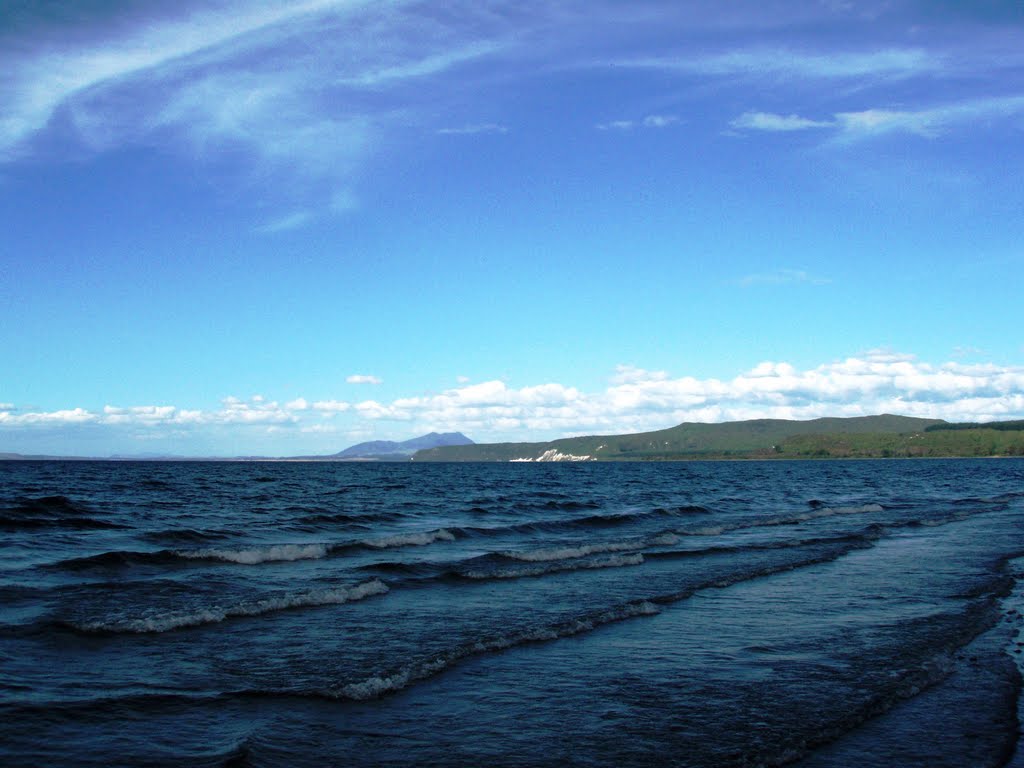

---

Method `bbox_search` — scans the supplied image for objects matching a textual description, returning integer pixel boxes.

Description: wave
[500,533,677,563]
[1,494,127,531]
[0,514,127,531]
[454,506,709,541]
[363,529,456,549]
[141,528,230,545]
[336,600,662,700]
[538,499,602,510]
[463,553,645,580]
[4,495,88,515]
[53,527,462,571]
[332,533,881,701]
[502,540,639,562]
[71,579,388,634]
[177,544,330,565]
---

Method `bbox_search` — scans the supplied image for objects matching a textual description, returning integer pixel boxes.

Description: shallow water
[2,458,1024,766]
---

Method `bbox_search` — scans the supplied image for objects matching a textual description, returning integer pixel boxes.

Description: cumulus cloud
[311,399,351,412]
[323,352,1024,435]
[4,353,1024,447]
[0,408,98,425]
[347,374,382,384]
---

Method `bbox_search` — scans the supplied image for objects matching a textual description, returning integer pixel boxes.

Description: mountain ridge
[331,431,474,460]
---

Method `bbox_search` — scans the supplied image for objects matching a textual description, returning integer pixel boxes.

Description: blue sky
[2,0,1023,456]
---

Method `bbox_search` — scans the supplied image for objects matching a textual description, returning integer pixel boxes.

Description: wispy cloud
[257,210,315,233]
[0,0,357,158]
[338,41,502,88]
[437,123,508,135]
[834,95,1024,139]
[740,269,831,286]
[618,47,938,81]
[731,111,831,132]
[0,1,510,218]
[731,95,1024,141]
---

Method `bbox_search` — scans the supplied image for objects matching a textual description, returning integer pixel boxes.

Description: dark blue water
[3,459,1024,767]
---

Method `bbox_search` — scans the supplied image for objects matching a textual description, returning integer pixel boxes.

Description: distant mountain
[331,432,474,460]
[410,415,1024,462]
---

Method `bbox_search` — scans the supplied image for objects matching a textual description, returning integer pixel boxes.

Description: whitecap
[76,579,388,633]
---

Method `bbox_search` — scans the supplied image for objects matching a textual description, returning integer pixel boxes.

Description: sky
[1,0,1023,456]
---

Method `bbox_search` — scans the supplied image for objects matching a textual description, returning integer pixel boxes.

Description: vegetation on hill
[412,415,1024,462]
[925,420,1024,433]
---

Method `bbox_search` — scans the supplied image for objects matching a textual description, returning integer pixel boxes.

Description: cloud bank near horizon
[3,352,1023,454]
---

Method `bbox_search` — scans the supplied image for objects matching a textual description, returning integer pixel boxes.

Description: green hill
[411,414,983,462]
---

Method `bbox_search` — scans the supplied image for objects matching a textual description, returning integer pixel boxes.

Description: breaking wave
[363,529,456,548]
[72,579,389,634]
[463,553,645,580]
[177,544,330,564]
[336,600,662,700]
[501,533,678,563]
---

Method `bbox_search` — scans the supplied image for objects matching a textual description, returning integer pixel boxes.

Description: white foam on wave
[77,579,389,633]
[465,553,645,580]
[504,539,640,562]
[364,529,456,549]
[177,543,329,564]
[337,600,661,700]
[503,531,680,563]
[783,503,884,524]
[648,533,680,546]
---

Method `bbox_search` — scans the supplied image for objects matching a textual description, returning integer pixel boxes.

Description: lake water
[3,458,1024,767]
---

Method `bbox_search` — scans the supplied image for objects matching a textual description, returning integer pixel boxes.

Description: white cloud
[312,353,1024,436]
[347,374,382,384]
[437,123,508,135]
[0,0,358,157]
[833,96,1024,139]
[622,47,937,80]
[337,41,501,88]
[611,365,669,385]
[312,399,351,412]
[0,407,98,425]
[4,353,1024,447]
[735,95,1024,141]
[258,210,315,233]
[731,111,832,132]
[642,115,678,128]
[0,0,509,222]
[597,114,679,131]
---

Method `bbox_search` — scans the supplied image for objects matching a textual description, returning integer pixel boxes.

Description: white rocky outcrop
[510,449,592,462]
